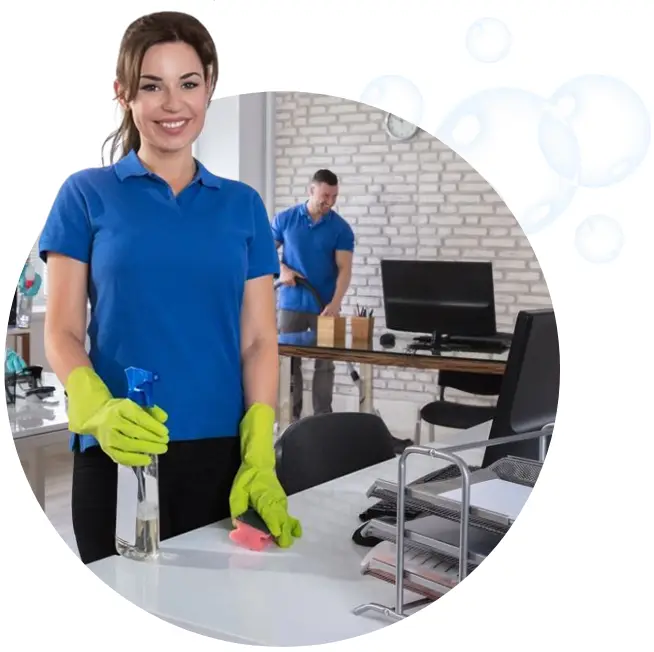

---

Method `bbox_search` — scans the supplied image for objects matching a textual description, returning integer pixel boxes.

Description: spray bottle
[115,366,161,561]
[16,261,42,329]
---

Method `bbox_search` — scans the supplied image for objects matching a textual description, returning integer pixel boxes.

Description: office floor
[37,423,460,560]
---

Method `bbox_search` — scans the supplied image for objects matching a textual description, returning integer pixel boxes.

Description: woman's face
[121,41,210,155]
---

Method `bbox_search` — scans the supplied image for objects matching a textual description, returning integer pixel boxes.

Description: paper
[361,541,458,598]
[439,478,531,521]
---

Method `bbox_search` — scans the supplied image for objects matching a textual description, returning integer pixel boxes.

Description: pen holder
[317,315,346,347]
[351,316,375,346]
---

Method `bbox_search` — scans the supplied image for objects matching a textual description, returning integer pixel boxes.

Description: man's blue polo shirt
[38,149,279,452]
[271,202,355,314]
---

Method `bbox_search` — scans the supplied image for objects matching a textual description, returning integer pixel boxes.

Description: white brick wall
[273,92,552,409]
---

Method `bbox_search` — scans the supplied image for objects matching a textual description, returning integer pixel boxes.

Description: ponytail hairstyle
[102,11,218,165]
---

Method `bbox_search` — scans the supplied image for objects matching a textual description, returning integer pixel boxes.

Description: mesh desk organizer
[352,425,553,622]
[5,365,56,405]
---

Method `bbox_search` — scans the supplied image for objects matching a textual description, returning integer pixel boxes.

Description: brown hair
[102,11,218,165]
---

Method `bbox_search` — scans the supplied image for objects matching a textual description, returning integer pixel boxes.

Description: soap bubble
[360,75,424,125]
[575,214,624,263]
[437,88,580,234]
[542,75,650,187]
[466,17,512,63]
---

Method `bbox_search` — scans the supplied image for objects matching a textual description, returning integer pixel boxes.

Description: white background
[1,0,652,650]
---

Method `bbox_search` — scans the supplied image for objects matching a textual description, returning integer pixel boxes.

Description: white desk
[88,421,492,647]
[9,371,69,507]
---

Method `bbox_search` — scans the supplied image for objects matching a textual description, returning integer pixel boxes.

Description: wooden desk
[277,331,509,432]
[7,326,31,365]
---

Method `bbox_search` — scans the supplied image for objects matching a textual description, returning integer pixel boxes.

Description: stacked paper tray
[367,455,542,534]
[358,456,541,600]
[360,540,458,600]
[362,512,503,567]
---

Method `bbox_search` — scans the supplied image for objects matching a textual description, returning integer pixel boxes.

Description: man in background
[272,169,354,421]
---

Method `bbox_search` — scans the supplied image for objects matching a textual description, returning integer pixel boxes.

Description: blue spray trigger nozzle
[125,367,159,408]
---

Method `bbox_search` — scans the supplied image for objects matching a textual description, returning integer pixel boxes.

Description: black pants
[72,437,241,565]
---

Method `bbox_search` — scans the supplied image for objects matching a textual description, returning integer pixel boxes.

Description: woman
[39,10,301,564]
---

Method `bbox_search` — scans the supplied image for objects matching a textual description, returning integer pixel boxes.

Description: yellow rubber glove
[66,366,169,466]
[229,403,302,548]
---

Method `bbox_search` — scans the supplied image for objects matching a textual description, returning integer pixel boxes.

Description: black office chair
[274,412,397,496]
[414,370,503,444]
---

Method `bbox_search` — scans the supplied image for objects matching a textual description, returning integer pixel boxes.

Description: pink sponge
[229,510,274,551]
[230,521,273,551]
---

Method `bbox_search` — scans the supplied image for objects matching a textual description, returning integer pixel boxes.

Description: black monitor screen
[380,259,497,338]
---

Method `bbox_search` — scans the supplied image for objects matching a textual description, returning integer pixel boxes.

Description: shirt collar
[113,149,222,189]
[301,201,332,222]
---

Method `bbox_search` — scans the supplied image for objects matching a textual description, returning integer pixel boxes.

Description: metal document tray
[363,512,503,566]
[360,543,460,599]
[353,427,553,624]
[366,456,542,532]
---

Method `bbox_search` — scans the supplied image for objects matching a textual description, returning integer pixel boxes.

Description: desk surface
[7,326,32,337]
[88,421,492,647]
[278,329,509,374]
[7,372,68,439]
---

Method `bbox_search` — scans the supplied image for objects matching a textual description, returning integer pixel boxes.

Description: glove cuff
[65,366,113,433]
[239,402,276,469]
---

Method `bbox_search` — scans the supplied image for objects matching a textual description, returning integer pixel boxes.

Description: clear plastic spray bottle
[115,367,161,561]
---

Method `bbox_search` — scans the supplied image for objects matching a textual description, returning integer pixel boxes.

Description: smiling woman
[38,10,301,565]
[102,12,218,168]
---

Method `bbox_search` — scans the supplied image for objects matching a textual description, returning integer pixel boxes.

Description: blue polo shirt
[272,202,355,314]
[38,150,279,452]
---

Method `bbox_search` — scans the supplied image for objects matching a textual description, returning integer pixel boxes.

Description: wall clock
[384,113,419,141]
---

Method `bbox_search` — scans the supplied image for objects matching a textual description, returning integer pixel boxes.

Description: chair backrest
[438,370,503,397]
[274,412,397,496]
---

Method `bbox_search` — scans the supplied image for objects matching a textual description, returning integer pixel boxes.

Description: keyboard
[448,333,512,347]
[410,332,512,354]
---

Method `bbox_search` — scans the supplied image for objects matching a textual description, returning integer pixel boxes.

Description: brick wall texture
[273,92,552,406]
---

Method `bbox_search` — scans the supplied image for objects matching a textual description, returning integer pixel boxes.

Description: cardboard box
[317,315,346,347]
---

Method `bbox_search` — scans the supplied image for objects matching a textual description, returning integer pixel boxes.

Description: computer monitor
[482,308,560,467]
[380,259,497,345]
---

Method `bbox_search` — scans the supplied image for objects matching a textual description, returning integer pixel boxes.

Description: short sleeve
[270,210,285,244]
[247,190,280,280]
[38,174,92,264]
[335,220,355,252]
